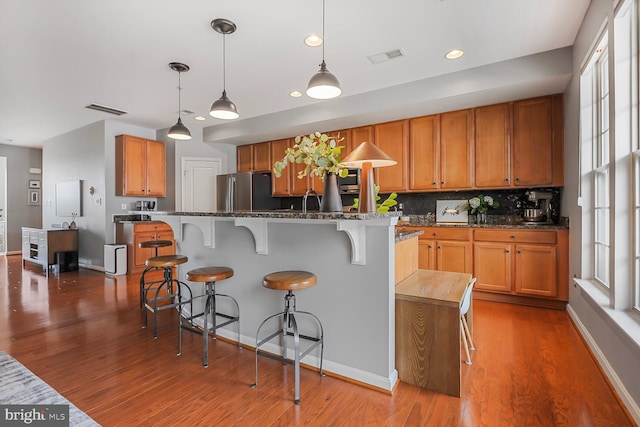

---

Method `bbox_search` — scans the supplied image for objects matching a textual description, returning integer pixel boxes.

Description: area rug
[0,351,99,426]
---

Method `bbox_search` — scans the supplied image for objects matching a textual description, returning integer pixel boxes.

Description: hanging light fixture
[167,62,192,140]
[210,18,239,120]
[306,0,341,99]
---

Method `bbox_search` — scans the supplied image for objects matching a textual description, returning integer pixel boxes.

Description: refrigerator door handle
[229,176,235,211]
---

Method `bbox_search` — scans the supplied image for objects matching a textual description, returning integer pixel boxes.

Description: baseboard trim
[567,304,640,425]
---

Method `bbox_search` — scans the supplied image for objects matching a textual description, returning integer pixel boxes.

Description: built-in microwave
[338,168,361,194]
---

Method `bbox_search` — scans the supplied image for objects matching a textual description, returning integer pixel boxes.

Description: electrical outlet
[121,203,127,210]
[577,196,583,206]
[95,198,102,205]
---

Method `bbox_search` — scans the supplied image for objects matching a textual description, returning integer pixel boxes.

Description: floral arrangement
[273,132,349,181]
[352,185,398,213]
[464,194,499,214]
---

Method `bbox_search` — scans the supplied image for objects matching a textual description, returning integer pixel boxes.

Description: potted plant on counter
[273,132,349,212]
[463,194,499,224]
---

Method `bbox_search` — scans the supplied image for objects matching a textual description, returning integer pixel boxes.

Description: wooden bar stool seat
[251,270,324,404]
[140,254,193,356]
[139,239,173,257]
[185,267,241,367]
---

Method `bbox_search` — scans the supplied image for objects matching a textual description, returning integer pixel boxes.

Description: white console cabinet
[22,227,79,275]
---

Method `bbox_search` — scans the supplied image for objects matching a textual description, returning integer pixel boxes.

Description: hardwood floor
[0,255,634,426]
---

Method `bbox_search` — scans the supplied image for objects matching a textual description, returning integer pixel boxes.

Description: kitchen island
[152,211,401,392]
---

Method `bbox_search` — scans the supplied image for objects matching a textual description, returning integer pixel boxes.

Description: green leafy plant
[352,185,398,213]
[273,132,349,181]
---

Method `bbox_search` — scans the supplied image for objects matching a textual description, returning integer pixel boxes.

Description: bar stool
[141,254,192,355]
[185,267,242,367]
[251,270,324,404]
[138,240,173,313]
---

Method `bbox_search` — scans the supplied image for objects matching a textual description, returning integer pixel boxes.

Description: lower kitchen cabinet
[397,225,569,308]
[115,221,175,274]
[413,227,472,274]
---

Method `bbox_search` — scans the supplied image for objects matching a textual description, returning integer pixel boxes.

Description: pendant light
[306,0,341,99]
[167,62,192,140]
[210,18,239,120]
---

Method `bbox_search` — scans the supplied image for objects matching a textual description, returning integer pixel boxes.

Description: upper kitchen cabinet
[409,114,440,191]
[237,145,253,173]
[474,103,511,188]
[440,109,473,189]
[512,95,564,187]
[374,120,409,193]
[115,135,166,197]
[270,138,292,196]
[237,142,271,173]
[350,126,375,152]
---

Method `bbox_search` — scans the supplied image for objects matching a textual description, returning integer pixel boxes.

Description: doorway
[0,157,6,253]
[181,157,222,212]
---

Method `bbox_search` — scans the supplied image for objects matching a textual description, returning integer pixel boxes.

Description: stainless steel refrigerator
[216,172,279,212]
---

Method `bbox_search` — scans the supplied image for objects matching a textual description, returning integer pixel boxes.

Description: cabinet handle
[510,235,515,239]
[516,177,520,182]
[441,181,445,185]
[517,250,521,254]
[432,232,437,236]
[432,182,436,185]
[505,178,509,182]
[505,249,510,253]
[428,245,432,249]
[438,246,442,249]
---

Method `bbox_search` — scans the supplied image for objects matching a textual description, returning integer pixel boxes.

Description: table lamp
[340,141,397,213]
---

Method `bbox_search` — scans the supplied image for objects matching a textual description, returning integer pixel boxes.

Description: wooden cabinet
[115,135,166,197]
[271,138,292,196]
[374,120,409,193]
[22,228,79,275]
[440,110,473,189]
[412,227,472,274]
[409,114,439,191]
[237,145,253,172]
[237,142,271,173]
[474,103,511,188]
[512,95,563,187]
[473,229,567,302]
[115,221,175,275]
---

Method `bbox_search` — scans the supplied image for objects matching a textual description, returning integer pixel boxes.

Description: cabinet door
[374,120,408,193]
[436,240,472,273]
[156,230,175,256]
[418,240,436,270]
[237,145,253,172]
[133,231,157,269]
[351,126,375,150]
[117,135,147,196]
[271,139,291,196]
[474,242,512,293]
[409,115,439,191]
[512,97,554,186]
[440,110,473,189]
[146,140,166,197]
[515,244,557,297]
[291,163,311,196]
[253,142,271,172]
[474,103,510,188]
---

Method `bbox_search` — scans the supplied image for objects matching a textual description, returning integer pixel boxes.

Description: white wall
[564,0,640,422]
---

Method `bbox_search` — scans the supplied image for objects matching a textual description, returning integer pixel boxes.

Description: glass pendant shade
[167,117,192,140]
[306,60,341,99]
[209,90,239,119]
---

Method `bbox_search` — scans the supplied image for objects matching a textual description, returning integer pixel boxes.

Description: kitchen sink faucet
[303,189,321,213]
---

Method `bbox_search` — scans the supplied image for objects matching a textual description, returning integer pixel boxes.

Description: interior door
[181,158,222,212]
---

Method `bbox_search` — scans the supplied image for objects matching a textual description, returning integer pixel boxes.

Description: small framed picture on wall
[28,189,40,205]
[29,180,41,189]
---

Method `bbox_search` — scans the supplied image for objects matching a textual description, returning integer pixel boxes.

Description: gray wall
[0,144,42,252]
[564,0,640,422]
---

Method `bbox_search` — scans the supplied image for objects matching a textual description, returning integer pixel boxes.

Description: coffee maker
[523,190,553,223]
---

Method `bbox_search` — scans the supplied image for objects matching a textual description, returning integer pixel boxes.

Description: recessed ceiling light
[304,34,322,47]
[194,116,206,121]
[289,91,303,98]
[445,49,464,60]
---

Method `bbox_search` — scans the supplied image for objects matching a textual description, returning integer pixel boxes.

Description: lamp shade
[167,117,192,140]
[340,141,397,168]
[306,61,341,99]
[210,90,239,120]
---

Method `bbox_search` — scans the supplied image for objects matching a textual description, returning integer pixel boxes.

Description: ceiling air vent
[367,48,405,64]
[85,103,128,116]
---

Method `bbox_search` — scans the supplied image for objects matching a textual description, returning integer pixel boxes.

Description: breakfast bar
[153,210,401,392]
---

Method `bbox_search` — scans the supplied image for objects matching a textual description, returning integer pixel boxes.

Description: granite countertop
[395,229,424,242]
[397,214,569,230]
[154,210,402,221]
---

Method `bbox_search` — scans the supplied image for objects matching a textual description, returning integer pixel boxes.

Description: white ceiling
[0,0,590,148]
